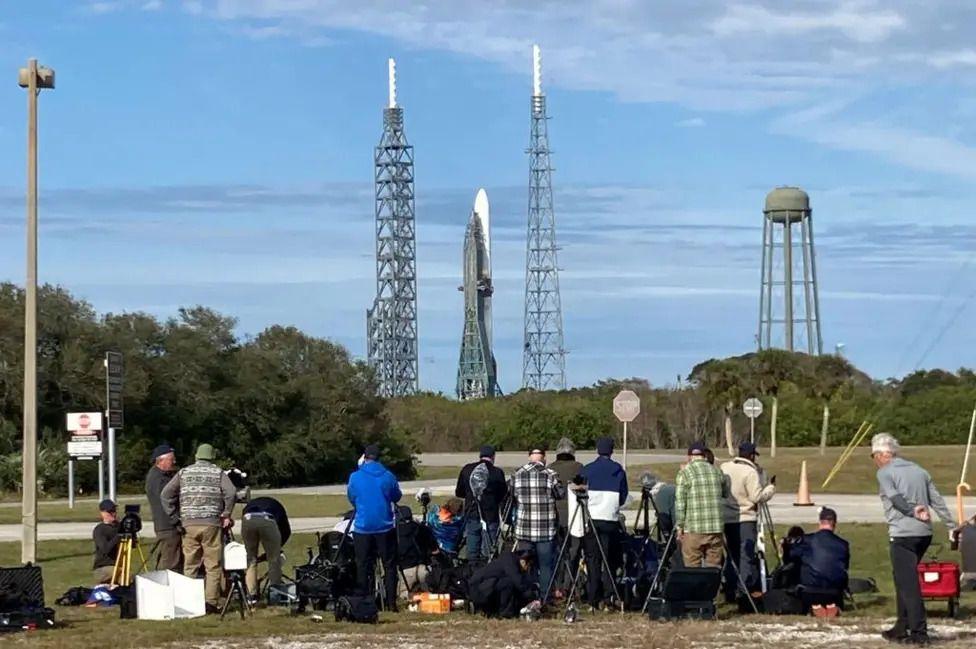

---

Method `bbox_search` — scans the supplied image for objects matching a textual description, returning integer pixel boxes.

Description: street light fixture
[18,58,54,564]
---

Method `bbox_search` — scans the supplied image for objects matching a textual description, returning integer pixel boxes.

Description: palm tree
[749,349,797,458]
[810,354,855,455]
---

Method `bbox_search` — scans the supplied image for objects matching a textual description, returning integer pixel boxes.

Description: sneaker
[881,627,908,642]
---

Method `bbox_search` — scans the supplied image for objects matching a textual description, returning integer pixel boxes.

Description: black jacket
[795,529,850,591]
[145,465,178,532]
[549,456,584,527]
[468,551,534,599]
[243,497,292,545]
[456,460,507,523]
[93,521,120,569]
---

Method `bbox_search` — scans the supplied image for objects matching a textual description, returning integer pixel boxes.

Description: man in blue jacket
[793,507,850,609]
[579,436,628,608]
[347,444,403,611]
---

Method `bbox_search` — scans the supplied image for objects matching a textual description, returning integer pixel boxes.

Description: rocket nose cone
[474,188,489,216]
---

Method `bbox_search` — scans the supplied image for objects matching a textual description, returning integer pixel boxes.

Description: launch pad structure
[366,59,419,397]
[522,44,567,391]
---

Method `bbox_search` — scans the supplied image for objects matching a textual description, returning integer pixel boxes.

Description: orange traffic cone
[794,460,815,506]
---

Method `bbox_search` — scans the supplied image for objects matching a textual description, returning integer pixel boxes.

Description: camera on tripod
[120,504,142,536]
[570,474,589,499]
[639,471,658,494]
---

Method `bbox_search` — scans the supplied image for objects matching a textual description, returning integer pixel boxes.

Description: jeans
[890,535,931,636]
[353,529,399,610]
[521,538,557,601]
[724,521,760,598]
[583,521,620,606]
[465,517,499,561]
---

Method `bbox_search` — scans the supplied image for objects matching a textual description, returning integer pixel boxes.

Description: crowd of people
[88,431,970,644]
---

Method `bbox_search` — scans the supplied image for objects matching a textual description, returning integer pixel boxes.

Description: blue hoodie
[347,461,402,534]
[580,455,628,522]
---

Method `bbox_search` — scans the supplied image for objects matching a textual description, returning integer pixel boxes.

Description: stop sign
[613,390,640,423]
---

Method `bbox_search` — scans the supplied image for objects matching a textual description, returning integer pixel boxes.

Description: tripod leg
[582,506,623,611]
[135,541,149,574]
[641,532,675,614]
[723,536,759,614]
[543,501,580,606]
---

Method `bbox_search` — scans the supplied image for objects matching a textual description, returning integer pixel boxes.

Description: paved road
[5,493,972,543]
[417,451,685,469]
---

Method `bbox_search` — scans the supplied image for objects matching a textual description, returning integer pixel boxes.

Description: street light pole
[18,58,54,564]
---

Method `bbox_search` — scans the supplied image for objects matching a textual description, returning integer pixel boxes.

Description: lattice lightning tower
[367,58,419,397]
[522,45,566,390]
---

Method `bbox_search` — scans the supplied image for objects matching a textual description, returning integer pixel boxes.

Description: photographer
[794,508,850,609]
[161,443,237,610]
[720,442,775,602]
[511,446,564,600]
[456,445,507,561]
[347,443,402,611]
[550,437,584,591]
[145,443,182,572]
[579,437,628,609]
[242,496,291,597]
[674,442,726,568]
[467,545,538,619]
[92,499,120,584]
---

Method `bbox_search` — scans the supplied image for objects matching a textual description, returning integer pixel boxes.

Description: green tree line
[0,283,414,495]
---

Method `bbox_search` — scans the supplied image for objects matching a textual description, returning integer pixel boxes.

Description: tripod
[639,531,759,614]
[220,570,253,620]
[633,488,660,541]
[111,533,149,587]
[543,490,623,620]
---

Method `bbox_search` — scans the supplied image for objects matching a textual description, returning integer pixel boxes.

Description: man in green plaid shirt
[675,442,727,568]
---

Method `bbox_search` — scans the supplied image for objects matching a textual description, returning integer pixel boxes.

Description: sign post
[613,390,641,470]
[743,397,764,444]
[66,412,104,508]
[105,352,124,502]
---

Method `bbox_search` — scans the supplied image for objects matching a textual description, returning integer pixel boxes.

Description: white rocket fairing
[456,188,498,399]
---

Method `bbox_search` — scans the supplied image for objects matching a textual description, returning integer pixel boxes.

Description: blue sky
[2,1,976,394]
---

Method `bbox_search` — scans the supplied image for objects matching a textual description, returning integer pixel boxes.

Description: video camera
[414,488,432,508]
[119,504,142,536]
[639,471,659,494]
[225,468,251,504]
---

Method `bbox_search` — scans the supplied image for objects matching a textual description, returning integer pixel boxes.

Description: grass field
[2,522,974,648]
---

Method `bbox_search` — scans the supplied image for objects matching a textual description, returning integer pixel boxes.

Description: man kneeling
[467,545,538,618]
[793,507,850,612]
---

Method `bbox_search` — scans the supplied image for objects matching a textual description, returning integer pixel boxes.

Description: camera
[415,488,432,507]
[225,468,251,504]
[120,504,142,536]
[639,471,659,493]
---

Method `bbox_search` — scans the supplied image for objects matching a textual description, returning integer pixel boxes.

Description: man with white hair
[871,433,956,645]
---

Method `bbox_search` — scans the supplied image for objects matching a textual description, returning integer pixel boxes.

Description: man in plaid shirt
[511,446,565,599]
[675,442,727,568]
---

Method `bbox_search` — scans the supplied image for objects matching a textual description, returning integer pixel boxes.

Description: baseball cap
[738,442,759,456]
[151,443,175,462]
[479,445,496,459]
[528,445,546,455]
[596,437,614,456]
[98,499,117,513]
[688,441,707,456]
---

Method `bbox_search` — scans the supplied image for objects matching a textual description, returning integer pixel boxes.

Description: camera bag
[334,595,378,624]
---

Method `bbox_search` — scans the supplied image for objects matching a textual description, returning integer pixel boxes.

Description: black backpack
[55,587,92,607]
[334,595,378,624]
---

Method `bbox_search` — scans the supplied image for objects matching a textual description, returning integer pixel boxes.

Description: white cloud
[927,49,976,69]
[142,0,163,10]
[709,3,906,43]
[676,117,706,128]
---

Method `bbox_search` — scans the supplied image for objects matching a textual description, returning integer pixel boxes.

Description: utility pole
[18,58,55,564]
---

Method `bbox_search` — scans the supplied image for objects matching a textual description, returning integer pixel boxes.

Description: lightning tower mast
[367,58,419,396]
[522,44,566,390]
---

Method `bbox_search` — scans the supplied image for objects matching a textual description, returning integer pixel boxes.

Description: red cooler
[917,561,960,617]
